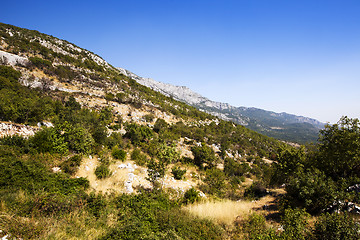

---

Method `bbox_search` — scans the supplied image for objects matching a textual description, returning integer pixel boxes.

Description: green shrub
[200,168,226,197]
[183,188,200,204]
[95,164,111,179]
[171,166,186,180]
[191,144,217,169]
[124,123,153,145]
[61,155,82,175]
[131,148,148,166]
[244,181,268,200]
[281,208,310,240]
[86,192,107,219]
[29,56,52,69]
[238,213,278,240]
[282,169,337,214]
[313,213,359,240]
[112,148,126,161]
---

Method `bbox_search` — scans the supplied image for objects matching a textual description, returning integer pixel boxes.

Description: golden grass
[185,199,255,225]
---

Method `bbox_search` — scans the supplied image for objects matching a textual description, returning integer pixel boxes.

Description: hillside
[0,22,359,239]
[125,74,324,143]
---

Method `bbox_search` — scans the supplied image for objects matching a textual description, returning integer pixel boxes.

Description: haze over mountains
[118,67,325,143]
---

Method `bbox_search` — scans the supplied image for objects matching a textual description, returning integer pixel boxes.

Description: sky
[2,0,360,123]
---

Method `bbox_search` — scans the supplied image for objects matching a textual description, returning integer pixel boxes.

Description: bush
[244,181,268,200]
[282,169,338,214]
[171,166,186,180]
[281,208,310,240]
[191,144,217,169]
[238,213,278,240]
[61,155,82,175]
[131,148,148,166]
[95,164,111,179]
[200,168,226,197]
[313,213,359,240]
[124,123,153,146]
[183,188,200,204]
[112,148,127,161]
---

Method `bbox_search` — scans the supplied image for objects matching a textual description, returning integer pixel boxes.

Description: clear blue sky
[2,0,360,123]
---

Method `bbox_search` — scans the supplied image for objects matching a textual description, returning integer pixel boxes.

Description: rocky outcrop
[0,122,38,138]
[0,50,29,66]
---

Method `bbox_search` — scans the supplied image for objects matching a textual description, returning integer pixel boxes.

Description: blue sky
[2,0,360,123]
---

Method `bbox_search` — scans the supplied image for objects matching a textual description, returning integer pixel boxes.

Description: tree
[124,123,153,146]
[271,146,307,185]
[156,143,179,165]
[315,117,360,180]
[191,144,217,169]
[153,118,168,133]
[146,159,166,189]
[283,169,337,214]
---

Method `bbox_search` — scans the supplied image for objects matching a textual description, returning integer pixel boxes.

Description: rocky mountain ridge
[117,67,325,143]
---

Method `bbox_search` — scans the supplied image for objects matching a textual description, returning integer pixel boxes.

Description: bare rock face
[0,50,29,66]
[116,67,233,109]
[0,122,38,138]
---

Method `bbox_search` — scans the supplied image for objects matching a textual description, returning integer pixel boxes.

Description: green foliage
[183,187,200,204]
[171,166,187,180]
[153,118,168,133]
[191,144,217,169]
[156,142,179,165]
[0,154,89,195]
[124,123,153,146]
[200,168,226,197]
[224,158,251,177]
[29,56,52,69]
[271,146,307,185]
[281,208,310,240]
[315,116,360,180]
[313,213,360,240]
[0,66,56,124]
[105,92,115,101]
[100,192,224,239]
[65,96,81,111]
[282,169,338,214]
[239,213,278,240]
[244,181,268,200]
[86,192,107,219]
[131,148,148,166]
[0,65,21,81]
[115,92,127,103]
[146,159,166,186]
[112,147,127,161]
[95,164,111,179]
[143,114,155,122]
[31,126,68,155]
[66,125,94,154]
[54,65,78,80]
[61,154,82,175]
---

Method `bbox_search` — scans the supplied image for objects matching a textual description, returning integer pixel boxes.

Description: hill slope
[121,72,324,143]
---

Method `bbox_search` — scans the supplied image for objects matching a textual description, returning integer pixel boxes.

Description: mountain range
[117,68,325,143]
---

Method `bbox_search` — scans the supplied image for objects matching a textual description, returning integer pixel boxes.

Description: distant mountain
[118,70,325,143]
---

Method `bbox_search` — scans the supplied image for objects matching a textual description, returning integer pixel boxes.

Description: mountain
[116,69,325,143]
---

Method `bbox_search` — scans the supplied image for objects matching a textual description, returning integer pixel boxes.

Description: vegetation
[0,22,359,239]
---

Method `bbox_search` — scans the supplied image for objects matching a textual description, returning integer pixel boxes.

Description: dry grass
[185,199,256,225]
[44,210,106,240]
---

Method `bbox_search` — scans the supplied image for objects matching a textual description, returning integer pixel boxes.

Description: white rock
[52,167,61,173]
